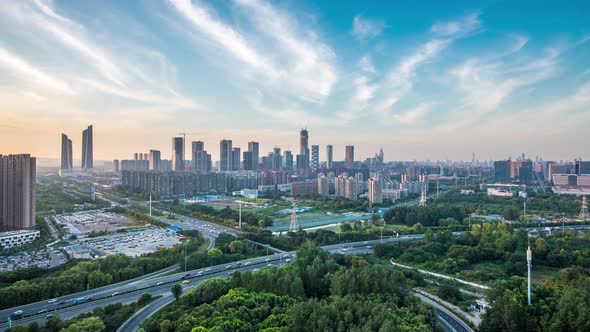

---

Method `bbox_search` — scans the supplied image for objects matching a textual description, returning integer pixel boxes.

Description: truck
[73,297,88,305]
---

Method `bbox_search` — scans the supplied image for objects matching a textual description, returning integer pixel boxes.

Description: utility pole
[239,201,242,230]
[184,241,188,272]
[523,199,526,218]
[527,234,532,305]
[149,193,152,217]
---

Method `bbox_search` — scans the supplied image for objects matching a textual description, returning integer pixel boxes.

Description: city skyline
[1,0,590,161]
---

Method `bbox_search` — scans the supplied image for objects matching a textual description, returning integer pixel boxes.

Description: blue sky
[0,0,589,162]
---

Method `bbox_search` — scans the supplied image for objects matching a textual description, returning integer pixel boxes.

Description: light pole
[527,234,532,305]
[239,201,242,230]
[184,241,188,272]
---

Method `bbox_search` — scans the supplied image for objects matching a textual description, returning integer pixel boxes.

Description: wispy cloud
[431,12,481,36]
[392,104,430,124]
[359,55,375,73]
[352,15,387,39]
[0,47,74,94]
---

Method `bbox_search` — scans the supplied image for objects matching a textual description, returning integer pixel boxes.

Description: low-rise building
[0,230,40,248]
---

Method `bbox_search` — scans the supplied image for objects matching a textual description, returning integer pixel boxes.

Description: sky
[0,0,589,163]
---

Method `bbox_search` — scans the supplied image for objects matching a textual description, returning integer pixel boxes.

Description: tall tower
[220,139,233,171]
[289,202,300,232]
[0,154,36,230]
[580,196,589,220]
[60,133,73,170]
[326,145,333,169]
[81,125,93,170]
[248,141,259,170]
[345,145,354,169]
[300,129,309,169]
[311,145,319,171]
[172,137,184,171]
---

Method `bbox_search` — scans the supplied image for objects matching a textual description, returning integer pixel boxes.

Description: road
[416,293,473,332]
[0,236,420,330]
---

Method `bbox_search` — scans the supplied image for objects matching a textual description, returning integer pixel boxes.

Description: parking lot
[0,248,66,272]
[80,228,183,257]
[58,211,137,235]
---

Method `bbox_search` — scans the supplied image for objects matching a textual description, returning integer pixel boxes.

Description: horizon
[1,0,589,161]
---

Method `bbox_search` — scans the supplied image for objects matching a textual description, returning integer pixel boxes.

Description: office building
[326,145,333,169]
[248,141,259,170]
[300,129,309,169]
[134,153,139,160]
[345,145,354,169]
[81,125,93,170]
[149,150,161,171]
[112,159,120,173]
[60,133,73,171]
[311,145,319,171]
[494,160,510,182]
[291,181,317,196]
[232,148,241,171]
[345,176,358,200]
[219,139,233,171]
[0,154,36,231]
[0,230,40,248]
[192,141,209,173]
[368,178,383,204]
[172,137,184,172]
[576,160,590,175]
[272,147,282,170]
[284,151,293,171]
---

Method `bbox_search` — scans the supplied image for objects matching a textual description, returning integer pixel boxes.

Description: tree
[207,248,222,257]
[138,292,152,306]
[171,284,182,301]
[60,317,106,332]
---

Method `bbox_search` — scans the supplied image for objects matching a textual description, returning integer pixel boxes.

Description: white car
[47,299,57,304]
[244,261,251,266]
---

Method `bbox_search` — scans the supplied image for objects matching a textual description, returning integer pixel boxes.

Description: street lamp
[527,234,532,305]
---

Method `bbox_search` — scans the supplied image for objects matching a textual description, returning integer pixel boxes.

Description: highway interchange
[7,204,587,332]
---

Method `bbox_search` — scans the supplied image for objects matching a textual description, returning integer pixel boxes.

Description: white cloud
[431,12,481,36]
[0,47,74,95]
[359,55,375,73]
[352,15,387,39]
[353,75,378,104]
[392,104,429,124]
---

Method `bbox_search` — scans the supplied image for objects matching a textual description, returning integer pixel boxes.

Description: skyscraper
[112,159,119,173]
[242,151,253,171]
[368,178,383,204]
[272,147,282,170]
[149,150,161,171]
[172,137,184,172]
[326,145,333,169]
[345,145,354,169]
[60,133,72,171]
[284,151,293,171]
[192,141,208,173]
[220,139,233,171]
[318,176,329,196]
[0,154,36,230]
[300,128,309,169]
[81,125,93,170]
[311,145,319,171]
[494,160,510,182]
[232,148,241,171]
[248,141,259,170]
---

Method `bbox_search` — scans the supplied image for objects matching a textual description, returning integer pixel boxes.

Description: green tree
[171,284,182,301]
[138,292,152,306]
[60,317,106,332]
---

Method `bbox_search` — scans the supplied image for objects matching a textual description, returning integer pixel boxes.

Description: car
[267,263,273,267]
[182,280,190,284]
[9,310,24,320]
[111,292,120,297]
[225,265,233,269]
[45,314,55,320]
[73,298,87,305]
[363,241,369,245]
[205,268,212,272]
[285,258,292,263]
[252,268,260,272]
[244,261,251,266]
[38,309,48,314]
[57,300,67,305]
[227,271,235,276]
[197,271,203,275]
[265,258,270,262]
[156,282,164,286]
[47,299,57,304]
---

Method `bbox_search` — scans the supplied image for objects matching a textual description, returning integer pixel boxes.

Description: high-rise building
[192,141,208,173]
[345,177,358,200]
[149,150,161,171]
[300,129,309,169]
[284,151,293,171]
[0,154,36,231]
[368,178,383,204]
[60,133,72,171]
[112,159,120,173]
[220,139,233,171]
[81,125,93,170]
[232,148,241,171]
[242,151,253,171]
[248,141,259,170]
[318,176,329,196]
[134,153,139,161]
[575,160,590,175]
[345,145,354,169]
[143,153,148,161]
[311,145,319,171]
[172,137,184,172]
[494,160,510,182]
[326,145,333,169]
[272,147,282,170]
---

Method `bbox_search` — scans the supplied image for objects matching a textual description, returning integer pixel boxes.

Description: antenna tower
[580,196,589,220]
[289,202,300,232]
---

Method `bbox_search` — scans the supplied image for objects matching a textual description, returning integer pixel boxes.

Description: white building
[487,188,515,197]
[0,230,40,248]
[368,178,383,204]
